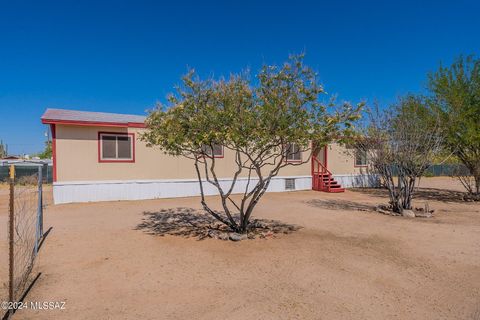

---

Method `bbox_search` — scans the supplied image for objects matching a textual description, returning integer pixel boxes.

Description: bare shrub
[452,166,480,201]
[354,96,443,214]
[16,174,38,186]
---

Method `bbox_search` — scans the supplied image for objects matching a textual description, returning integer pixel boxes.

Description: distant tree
[428,55,480,198]
[37,141,52,159]
[356,96,443,214]
[142,55,362,233]
[0,140,7,158]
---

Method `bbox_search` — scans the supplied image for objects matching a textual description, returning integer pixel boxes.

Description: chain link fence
[389,164,470,177]
[1,166,45,320]
[424,164,470,177]
[0,165,52,184]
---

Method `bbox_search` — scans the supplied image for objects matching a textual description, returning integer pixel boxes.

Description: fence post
[8,165,15,316]
[35,166,43,255]
[44,163,48,184]
[40,165,44,236]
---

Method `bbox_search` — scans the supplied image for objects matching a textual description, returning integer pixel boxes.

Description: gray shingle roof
[41,108,146,125]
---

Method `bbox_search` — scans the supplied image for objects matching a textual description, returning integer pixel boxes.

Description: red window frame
[98,131,135,163]
[202,144,224,158]
[50,124,57,182]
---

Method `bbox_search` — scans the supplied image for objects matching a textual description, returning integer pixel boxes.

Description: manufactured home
[41,108,375,204]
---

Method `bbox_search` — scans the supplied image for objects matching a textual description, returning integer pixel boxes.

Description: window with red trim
[99,132,134,162]
[201,144,224,158]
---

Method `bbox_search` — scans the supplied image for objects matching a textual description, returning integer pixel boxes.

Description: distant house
[0,159,52,167]
[41,108,375,204]
[2,155,21,160]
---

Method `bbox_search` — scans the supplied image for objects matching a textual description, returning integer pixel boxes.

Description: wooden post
[8,165,15,313]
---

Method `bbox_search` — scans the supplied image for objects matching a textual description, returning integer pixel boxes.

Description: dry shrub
[16,174,38,185]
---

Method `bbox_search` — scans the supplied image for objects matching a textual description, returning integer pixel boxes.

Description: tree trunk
[475,175,480,196]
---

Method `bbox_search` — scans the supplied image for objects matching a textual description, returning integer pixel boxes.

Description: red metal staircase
[312,156,345,193]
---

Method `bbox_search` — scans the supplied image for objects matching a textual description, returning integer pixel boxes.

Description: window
[99,132,134,162]
[285,143,301,161]
[201,144,224,158]
[355,149,367,166]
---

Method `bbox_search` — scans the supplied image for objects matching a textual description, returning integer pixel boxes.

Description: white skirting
[333,174,380,188]
[53,175,313,204]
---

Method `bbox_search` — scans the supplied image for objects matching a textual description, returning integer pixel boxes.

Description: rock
[208,230,229,240]
[414,210,432,218]
[218,232,229,241]
[208,230,220,239]
[229,233,248,241]
[375,205,391,215]
[250,220,267,229]
[262,231,274,238]
[402,210,415,218]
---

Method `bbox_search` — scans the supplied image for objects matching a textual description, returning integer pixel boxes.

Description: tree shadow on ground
[306,199,376,212]
[136,207,301,240]
[350,187,468,203]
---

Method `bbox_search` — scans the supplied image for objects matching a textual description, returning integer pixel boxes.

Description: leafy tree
[142,55,362,233]
[0,140,7,158]
[356,96,443,214]
[37,141,52,159]
[428,55,480,198]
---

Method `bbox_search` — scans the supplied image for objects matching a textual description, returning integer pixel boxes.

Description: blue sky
[0,0,479,155]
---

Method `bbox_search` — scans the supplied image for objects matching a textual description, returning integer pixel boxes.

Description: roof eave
[41,118,146,128]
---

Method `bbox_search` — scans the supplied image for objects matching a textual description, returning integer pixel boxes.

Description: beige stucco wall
[325,143,369,176]
[55,124,314,182]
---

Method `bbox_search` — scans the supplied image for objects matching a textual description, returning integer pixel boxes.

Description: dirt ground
[2,177,480,319]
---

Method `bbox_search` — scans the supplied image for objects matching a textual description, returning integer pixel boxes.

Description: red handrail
[312,156,333,192]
